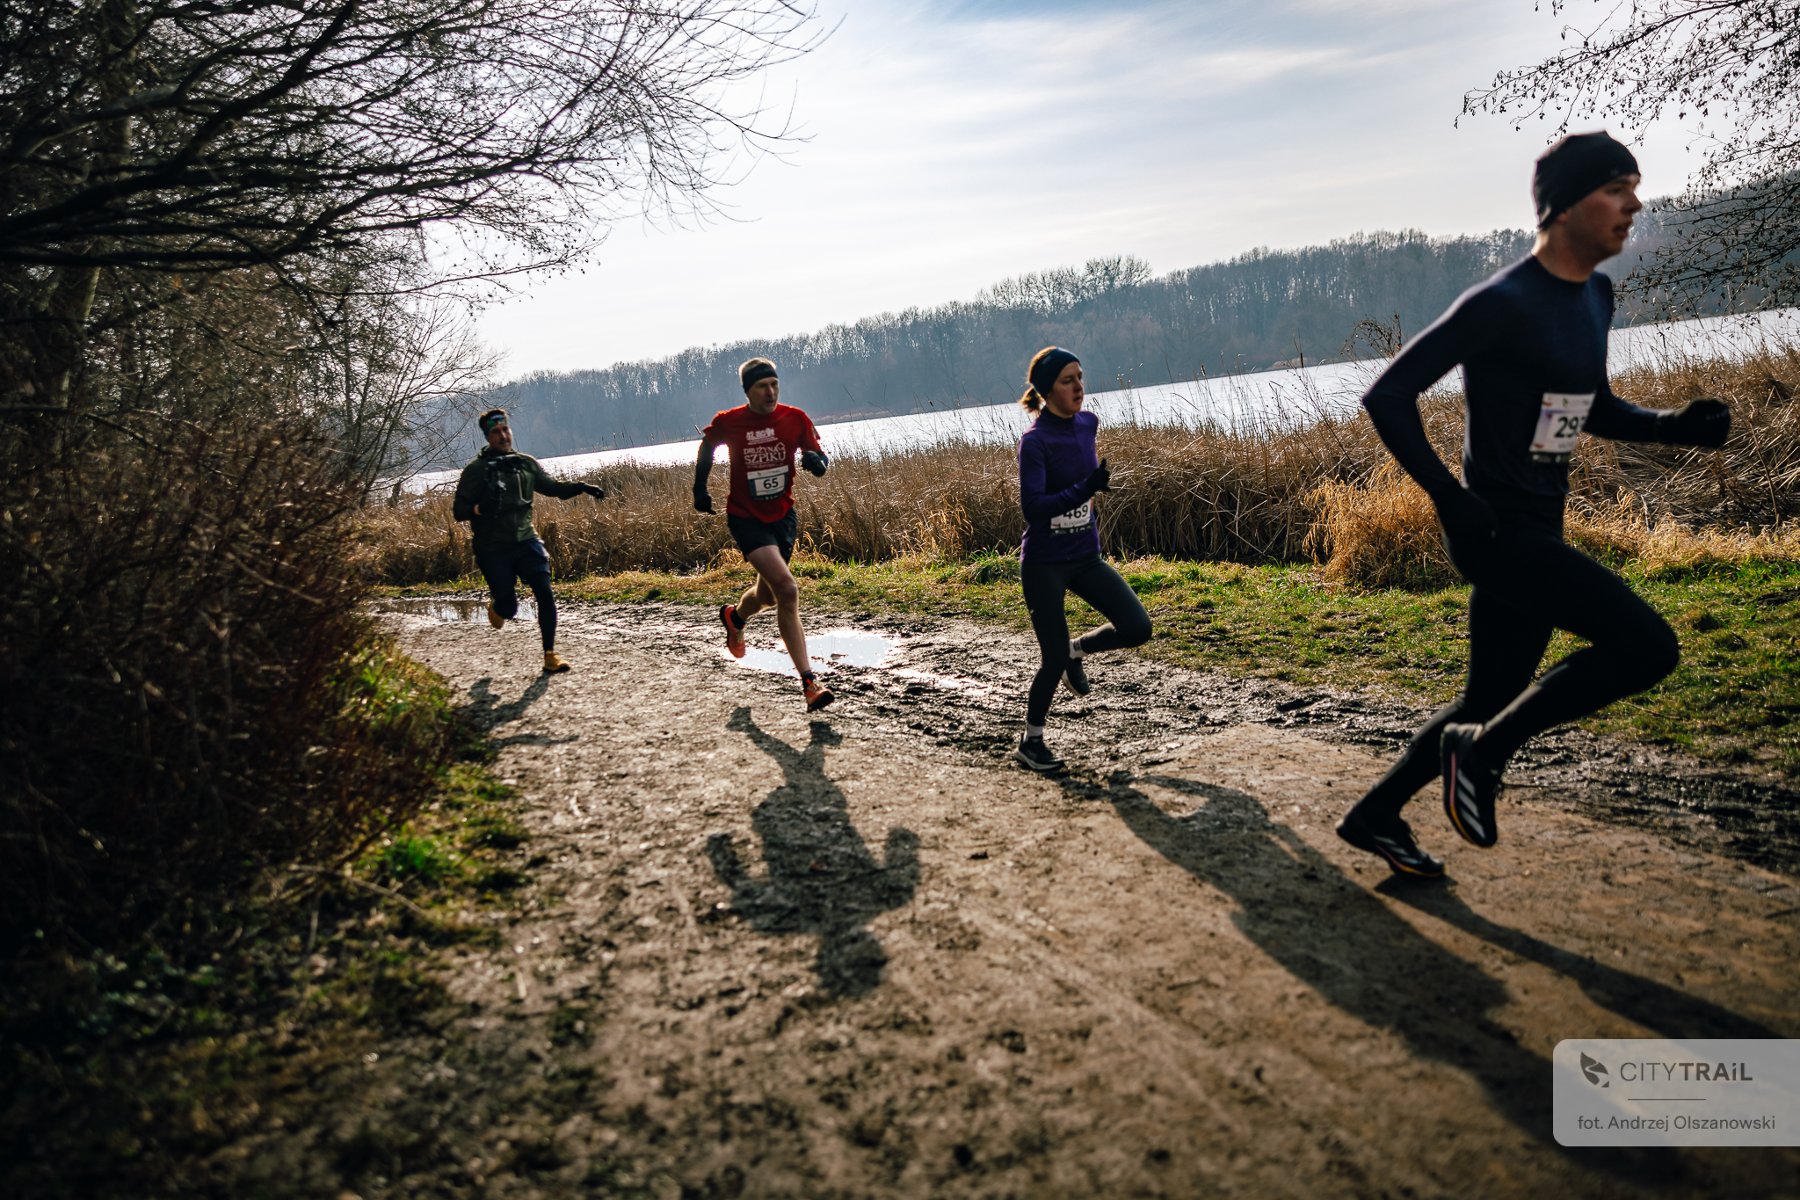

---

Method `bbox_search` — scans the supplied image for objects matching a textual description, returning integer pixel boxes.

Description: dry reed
[363,347,1800,589]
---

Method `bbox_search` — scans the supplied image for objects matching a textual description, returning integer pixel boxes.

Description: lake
[409,308,1799,491]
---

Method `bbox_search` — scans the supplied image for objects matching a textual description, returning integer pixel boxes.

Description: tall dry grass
[363,347,1800,588]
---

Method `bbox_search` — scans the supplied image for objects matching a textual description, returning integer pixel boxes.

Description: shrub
[0,401,452,951]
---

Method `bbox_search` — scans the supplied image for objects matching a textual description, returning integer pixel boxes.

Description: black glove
[1659,398,1731,448]
[580,481,606,500]
[1084,458,1112,494]
[800,448,828,477]
[1431,486,1496,542]
[693,488,714,514]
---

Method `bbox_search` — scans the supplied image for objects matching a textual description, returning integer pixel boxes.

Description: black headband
[740,361,778,393]
[1028,347,1080,400]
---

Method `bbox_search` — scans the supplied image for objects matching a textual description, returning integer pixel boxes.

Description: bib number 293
[1530,391,1595,462]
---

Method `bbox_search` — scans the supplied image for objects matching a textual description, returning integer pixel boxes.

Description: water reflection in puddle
[736,628,895,675]
[372,597,536,623]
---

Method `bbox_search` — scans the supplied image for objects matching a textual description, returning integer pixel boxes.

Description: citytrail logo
[1581,1052,1610,1088]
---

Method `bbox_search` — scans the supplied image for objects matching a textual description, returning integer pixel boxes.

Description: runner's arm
[1018,436,1095,521]
[451,463,480,521]
[527,457,590,500]
[1586,385,1729,446]
[692,438,718,493]
[1360,298,1493,501]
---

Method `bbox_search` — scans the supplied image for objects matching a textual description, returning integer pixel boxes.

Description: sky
[472,0,1712,379]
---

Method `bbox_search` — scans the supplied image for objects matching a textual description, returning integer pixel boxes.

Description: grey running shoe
[1336,809,1445,878]
[1014,736,1065,773]
[1064,655,1091,697]
[1442,723,1500,847]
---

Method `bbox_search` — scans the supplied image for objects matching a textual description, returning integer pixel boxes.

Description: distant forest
[476,204,1739,460]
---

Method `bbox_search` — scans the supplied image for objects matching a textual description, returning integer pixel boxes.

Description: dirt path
[240,599,1800,1197]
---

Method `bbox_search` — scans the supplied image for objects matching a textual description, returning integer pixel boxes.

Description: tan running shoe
[487,603,505,630]
[543,651,571,674]
[802,675,833,712]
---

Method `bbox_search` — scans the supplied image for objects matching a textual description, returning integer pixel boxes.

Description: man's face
[1559,173,1642,261]
[746,376,779,414]
[484,422,514,452]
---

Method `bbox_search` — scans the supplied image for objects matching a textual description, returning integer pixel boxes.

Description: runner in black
[451,408,606,674]
[1014,346,1152,772]
[1335,132,1731,877]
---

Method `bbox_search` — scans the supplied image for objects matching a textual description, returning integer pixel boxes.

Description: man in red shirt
[693,357,834,711]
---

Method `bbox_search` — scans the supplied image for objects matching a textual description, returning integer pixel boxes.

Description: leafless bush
[0,397,451,948]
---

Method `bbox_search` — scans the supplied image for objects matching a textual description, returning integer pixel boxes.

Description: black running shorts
[727,510,798,561]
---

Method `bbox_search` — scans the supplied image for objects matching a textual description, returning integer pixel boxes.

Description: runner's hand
[1431,486,1496,541]
[580,482,606,500]
[1660,398,1731,448]
[693,488,714,514]
[801,449,828,477]
[1085,458,1112,494]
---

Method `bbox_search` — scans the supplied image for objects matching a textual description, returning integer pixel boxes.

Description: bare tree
[1,0,823,405]
[1462,0,1800,311]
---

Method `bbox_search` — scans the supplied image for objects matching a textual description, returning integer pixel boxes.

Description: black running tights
[1360,514,1678,819]
[1022,554,1152,726]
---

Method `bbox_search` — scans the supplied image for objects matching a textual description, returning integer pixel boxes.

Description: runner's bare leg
[738,544,811,676]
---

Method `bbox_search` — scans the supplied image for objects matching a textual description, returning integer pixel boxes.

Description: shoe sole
[544,663,570,674]
[806,691,834,712]
[1335,819,1444,879]
[1442,726,1497,848]
[1013,749,1065,773]
[720,606,746,658]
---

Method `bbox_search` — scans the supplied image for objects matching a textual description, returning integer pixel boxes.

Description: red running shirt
[701,403,823,522]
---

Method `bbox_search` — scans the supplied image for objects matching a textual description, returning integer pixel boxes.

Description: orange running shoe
[720,604,746,658]
[543,651,570,674]
[803,675,834,712]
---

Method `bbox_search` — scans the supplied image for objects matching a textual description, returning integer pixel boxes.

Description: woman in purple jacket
[1013,346,1152,772]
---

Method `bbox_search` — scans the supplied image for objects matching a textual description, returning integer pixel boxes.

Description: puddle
[372,597,537,623]
[888,667,998,698]
[731,629,997,696]
[735,628,896,676]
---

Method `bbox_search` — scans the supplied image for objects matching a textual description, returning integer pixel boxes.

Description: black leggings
[1022,554,1152,726]
[475,538,558,652]
[1361,509,1679,819]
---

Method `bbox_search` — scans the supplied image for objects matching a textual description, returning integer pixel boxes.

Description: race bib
[1530,392,1595,462]
[1050,499,1092,532]
[746,464,789,499]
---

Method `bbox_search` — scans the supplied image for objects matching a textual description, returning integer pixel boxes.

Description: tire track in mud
[225,597,1800,1199]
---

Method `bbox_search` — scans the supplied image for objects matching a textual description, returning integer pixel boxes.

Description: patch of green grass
[366,833,460,885]
[1,643,539,1199]
[557,552,1800,777]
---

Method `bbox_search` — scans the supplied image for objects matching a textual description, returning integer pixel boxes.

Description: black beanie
[739,357,778,393]
[1533,131,1639,228]
[1027,347,1080,401]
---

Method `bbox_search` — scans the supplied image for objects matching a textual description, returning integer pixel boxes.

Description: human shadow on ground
[459,676,577,750]
[1069,769,1775,1189]
[1379,881,1788,1040]
[708,707,919,998]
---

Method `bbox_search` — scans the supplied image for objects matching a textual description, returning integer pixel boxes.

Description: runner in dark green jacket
[451,408,604,673]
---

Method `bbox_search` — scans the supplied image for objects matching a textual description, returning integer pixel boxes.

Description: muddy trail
[225,598,1800,1197]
